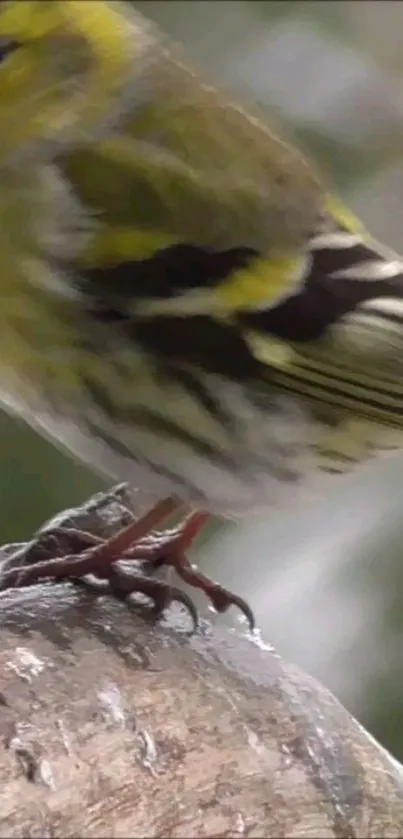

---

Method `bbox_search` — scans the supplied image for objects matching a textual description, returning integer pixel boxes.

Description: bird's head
[0,0,144,168]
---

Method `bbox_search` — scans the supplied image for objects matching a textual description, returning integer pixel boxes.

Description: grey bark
[0,486,403,838]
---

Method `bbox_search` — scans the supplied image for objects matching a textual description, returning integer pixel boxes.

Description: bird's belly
[58,392,403,516]
[72,377,318,516]
[0,365,317,515]
[2,362,403,518]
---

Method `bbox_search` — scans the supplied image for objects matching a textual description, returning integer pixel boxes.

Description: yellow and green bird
[0,0,403,627]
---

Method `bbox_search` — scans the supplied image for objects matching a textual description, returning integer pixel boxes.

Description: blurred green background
[3,0,403,760]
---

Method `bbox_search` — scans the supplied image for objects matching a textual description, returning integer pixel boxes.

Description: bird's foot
[0,498,255,633]
[118,511,255,631]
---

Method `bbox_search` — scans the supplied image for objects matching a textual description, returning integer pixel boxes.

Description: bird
[1,0,403,630]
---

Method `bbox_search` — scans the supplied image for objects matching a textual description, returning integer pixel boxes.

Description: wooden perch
[0,485,403,838]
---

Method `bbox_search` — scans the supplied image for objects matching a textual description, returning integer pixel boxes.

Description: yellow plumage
[0,1,141,160]
[0,0,403,517]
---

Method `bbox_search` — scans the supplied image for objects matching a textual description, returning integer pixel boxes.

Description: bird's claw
[107,563,199,633]
[206,585,256,632]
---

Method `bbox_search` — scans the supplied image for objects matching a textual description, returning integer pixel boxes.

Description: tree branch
[0,485,402,838]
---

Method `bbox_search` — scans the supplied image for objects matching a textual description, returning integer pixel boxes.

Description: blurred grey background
[3,0,403,759]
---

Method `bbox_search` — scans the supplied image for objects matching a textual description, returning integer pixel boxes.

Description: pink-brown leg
[0,499,255,631]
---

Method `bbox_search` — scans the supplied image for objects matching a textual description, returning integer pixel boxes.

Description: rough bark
[0,486,403,838]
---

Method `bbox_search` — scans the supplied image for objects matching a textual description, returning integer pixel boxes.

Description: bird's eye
[0,38,20,64]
